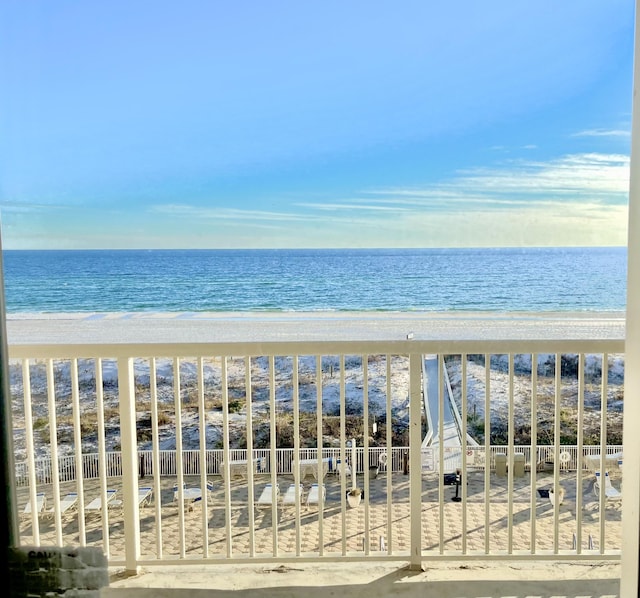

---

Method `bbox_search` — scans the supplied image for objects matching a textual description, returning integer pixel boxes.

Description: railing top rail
[8,338,624,359]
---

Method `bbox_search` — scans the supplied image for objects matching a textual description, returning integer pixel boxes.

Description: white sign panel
[421,448,435,472]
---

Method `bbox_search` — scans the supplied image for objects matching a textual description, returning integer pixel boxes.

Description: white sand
[5,310,626,344]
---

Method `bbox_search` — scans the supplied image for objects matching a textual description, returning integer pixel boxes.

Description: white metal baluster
[339,354,347,555]
[409,352,422,570]
[484,353,491,555]
[529,353,538,554]
[149,357,163,559]
[315,354,324,556]
[245,356,256,557]
[292,355,301,555]
[385,354,393,555]
[461,353,467,554]
[575,353,585,554]
[197,356,209,557]
[507,354,515,553]
[552,352,561,553]
[221,356,233,558]
[173,357,186,557]
[21,359,40,544]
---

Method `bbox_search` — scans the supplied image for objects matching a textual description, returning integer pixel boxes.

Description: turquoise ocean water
[1,247,627,314]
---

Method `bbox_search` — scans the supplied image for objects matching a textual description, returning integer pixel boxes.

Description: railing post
[409,352,423,571]
[118,356,141,575]
[622,2,640,596]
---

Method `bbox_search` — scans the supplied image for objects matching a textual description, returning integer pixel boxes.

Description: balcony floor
[103,560,621,597]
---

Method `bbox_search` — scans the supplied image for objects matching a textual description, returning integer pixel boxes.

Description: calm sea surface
[1,247,628,314]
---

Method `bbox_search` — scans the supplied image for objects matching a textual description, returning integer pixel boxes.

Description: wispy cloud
[151,205,311,222]
[128,152,630,248]
[572,129,630,138]
[363,153,629,208]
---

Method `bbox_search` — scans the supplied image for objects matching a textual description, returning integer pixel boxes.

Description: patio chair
[306,483,326,507]
[282,483,305,507]
[594,471,622,501]
[21,492,46,520]
[256,483,279,509]
[86,489,118,514]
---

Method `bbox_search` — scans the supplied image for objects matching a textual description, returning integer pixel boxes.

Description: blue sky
[0,1,634,249]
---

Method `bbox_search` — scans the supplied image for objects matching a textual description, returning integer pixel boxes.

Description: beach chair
[594,471,622,502]
[172,483,187,502]
[256,483,279,510]
[137,486,153,508]
[191,481,216,504]
[306,483,326,508]
[21,492,46,520]
[44,492,78,520]
[86,489,118,514]
[282,483,304,507]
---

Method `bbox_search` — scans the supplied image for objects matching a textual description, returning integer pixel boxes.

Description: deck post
[118,356,142,575]
[621,2,640,595]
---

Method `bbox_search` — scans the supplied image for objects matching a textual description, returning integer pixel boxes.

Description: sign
[421,448,435,472]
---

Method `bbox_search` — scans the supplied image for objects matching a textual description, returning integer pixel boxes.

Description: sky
[0,1,635,250]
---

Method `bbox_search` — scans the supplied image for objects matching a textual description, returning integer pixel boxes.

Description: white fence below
[16,444,624,486]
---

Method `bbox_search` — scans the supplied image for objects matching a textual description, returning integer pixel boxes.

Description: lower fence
[16,444,623,486]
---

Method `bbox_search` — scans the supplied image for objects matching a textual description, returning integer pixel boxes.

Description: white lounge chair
[256,483,279,509]
[594,471,622,501]
[282,483,304,507]
[44,492,78,520]
[306,483,326,507]
[191,481,216,504]
[21,492,46,520]
[138,486,153,508]
[86,489,118,514]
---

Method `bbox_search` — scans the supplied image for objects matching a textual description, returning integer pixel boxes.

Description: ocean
[1,247,627,314]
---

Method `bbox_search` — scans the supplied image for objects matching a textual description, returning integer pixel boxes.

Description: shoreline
[5,310,626,345]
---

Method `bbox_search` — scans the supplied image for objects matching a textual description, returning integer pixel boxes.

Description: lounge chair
[21,492,46,520]
[191,481,215,504]
[594,471,622,501]
[548,486,565,507]
[256,483,279,509]
[138,486,153,508]
[174,483,205,504]
[282,483,304,507]
[44,492,78,520]
[86,489,118,514]
[306,483,326,507]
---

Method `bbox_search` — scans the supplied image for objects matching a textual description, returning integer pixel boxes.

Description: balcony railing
[10,337,625,574]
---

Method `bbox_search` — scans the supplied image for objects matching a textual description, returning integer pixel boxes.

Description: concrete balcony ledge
[104,560,620,597]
